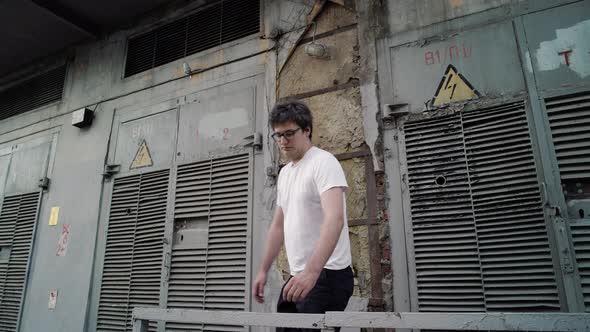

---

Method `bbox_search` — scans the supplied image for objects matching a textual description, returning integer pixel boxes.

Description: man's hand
[282,270,320,302]
[252,271,268,303]
[252,208,284,304]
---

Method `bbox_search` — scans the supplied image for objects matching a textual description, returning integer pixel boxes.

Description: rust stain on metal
[364,144,384,307]
[299,23,358,44]
[335,147,371,161]
[280,79,360,102]
[349,218,378,226]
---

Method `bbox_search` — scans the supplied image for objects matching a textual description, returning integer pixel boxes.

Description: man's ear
[304,127,311,138]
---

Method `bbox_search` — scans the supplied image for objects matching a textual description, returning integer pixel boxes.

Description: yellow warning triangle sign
[432,65,480,107]
[130,140,153,169]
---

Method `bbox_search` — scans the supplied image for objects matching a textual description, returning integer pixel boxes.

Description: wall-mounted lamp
[305,22,329,59]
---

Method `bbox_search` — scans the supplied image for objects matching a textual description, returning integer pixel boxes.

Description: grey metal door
[162,78,257,332]
[516,0,590,312]
[95,104,178,332]
[383,0,590,315]
[95,76,260,332]
[0,135,53,332]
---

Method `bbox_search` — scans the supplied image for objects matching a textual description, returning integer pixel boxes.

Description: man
[252,100,353,332]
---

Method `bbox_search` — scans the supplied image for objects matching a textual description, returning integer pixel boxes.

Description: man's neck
[291,144,313,165]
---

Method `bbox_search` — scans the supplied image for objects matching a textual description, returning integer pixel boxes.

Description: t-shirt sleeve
[276,170,283,207]
[314,154,348,194]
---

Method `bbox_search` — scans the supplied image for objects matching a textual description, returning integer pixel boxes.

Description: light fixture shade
[305,42,329,58]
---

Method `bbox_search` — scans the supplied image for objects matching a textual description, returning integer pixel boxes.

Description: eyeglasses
[271,127,302,142]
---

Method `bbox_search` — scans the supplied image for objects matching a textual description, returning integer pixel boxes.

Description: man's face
[272,122,310,161]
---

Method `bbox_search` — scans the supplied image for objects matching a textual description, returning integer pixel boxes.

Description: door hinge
[554,217,576,274]
[103,164,120,178]
[164,251,171,282]
[243,132,262,151]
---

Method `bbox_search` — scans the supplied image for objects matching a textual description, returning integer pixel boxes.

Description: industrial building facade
[0,0,587,331]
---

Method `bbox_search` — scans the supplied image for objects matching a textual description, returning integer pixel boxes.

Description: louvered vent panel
[165,246,208,332]
[220,0,260,44]
[167,154,249,332]
[125,32,157,78]
[404,101,561,313]
[97,175,139,332]
[462,101,560,311]
[168,160,210,304]
[404,115,485,312]
[570,221,590,312]
[545,91,590,180]
[204,154,249,312]
[125,0,259,77]
[166,159,210,332]
[187,3,222,57]
[97,170,169,332]
[0,65,66,121]
[127,170,169,330]
[0,192,41,332]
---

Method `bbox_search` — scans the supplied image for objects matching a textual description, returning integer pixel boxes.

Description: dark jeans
[276,266,353,332]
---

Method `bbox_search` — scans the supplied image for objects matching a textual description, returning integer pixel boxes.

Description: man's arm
[282,187,345,302]
[252,207,285,303]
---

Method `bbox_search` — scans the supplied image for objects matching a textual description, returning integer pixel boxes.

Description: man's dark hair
[269,100,313,139]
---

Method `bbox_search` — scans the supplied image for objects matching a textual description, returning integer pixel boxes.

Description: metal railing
[132,308,590,331]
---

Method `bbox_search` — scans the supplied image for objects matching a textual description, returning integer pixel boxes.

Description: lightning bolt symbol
[444,73,457,100]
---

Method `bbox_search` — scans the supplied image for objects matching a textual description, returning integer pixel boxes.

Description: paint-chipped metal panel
[390,20,526,112]
[177,81,256,163]
[0,192,41,331]
[523,0,590,95]
[403,114,485,312]
[0,153,11,200]
[114,109,177,174]
[544,89,590,311]
[462,102,560,311]
[545,91,590,180]
[544,90,590,223]
[4,138,51,195]
[402,101,561,312]
[96,169,169,332]
[166,153,250,332]
[569,219,590,312]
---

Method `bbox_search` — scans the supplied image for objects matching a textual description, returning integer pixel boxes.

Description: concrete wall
[276,2,388,311]
[0,0,390,330]
[7,1,585,329]
[383,0,582,37]
[0,1,274,331]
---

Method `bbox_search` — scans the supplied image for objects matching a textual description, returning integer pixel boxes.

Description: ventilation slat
[462,102,560,312]
[0,66,66,121]
[97,170,168,332]
[125,0,259,77]
[167,154,249,332]
[570,221,590,312]
[546,91,590,181]
[404,114,486,312]
[0,192,41,331]
[404,101,560,313]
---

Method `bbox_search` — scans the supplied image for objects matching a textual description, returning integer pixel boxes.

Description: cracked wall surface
[274,2,387,310]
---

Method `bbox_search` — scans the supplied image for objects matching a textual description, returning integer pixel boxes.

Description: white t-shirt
[277,146,352,275]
